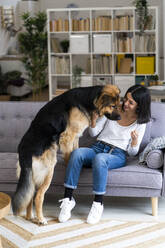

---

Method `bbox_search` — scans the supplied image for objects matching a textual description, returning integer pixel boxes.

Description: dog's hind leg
[59,107,90,164]
[12,163,35,217]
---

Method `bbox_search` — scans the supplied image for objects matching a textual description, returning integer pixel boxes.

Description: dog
[12,85,120,224]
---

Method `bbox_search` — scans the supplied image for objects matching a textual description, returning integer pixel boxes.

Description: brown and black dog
[12,85,120,224]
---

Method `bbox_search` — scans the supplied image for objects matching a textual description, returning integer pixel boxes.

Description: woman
[58,85,151,224]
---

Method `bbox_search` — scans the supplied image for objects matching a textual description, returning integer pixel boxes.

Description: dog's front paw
[32,217,48,225]
[38,217,48,225]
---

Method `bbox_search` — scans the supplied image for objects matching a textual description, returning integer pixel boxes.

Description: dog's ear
[101,94,114,107]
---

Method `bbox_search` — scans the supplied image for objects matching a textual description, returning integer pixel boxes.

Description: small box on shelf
[81,74,93,87]
[136,56,155,74]
[70,34,89,54]
[93,34,112,53]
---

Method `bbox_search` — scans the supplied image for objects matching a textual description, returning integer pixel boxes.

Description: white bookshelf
[47,6,158,99]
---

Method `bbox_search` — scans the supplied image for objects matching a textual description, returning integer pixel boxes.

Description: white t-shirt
[88,116,146,156]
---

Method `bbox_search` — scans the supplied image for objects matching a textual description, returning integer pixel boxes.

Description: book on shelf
[79,18,85,31]
[119,16,129,30]
[119,58,132,74]
[93,55,112,74]
[72,19,78,31]
[64,19,69,31]
[113,15,133,30]
[49,20,58,32]
[116,54,125,72]
[72,18,90,31]
[129,16,134,30]
[51,38,62,53]
[93,16,112,31]
[49,19,69,32]
[115,33,133,52]
[51,56,70,74]
[135,34,155,52]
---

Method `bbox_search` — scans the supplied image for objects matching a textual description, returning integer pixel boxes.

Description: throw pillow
[146,149,163,169]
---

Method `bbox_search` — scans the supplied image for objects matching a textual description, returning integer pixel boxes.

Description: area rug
[1,215,165,248]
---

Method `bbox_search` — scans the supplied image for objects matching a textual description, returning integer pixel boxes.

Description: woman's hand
[90,111,99,128]
[131,130,139,147]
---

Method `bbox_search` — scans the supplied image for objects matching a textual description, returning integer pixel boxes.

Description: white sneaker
[58,197,76,223]
[87,201,104,224]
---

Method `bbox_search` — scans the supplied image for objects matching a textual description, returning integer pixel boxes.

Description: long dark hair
[122,85,151,124]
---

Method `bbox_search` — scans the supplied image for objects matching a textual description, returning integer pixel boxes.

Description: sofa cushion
[146,150,164,169]
[106,157,162,190]
[0,101,46,152]
[0,153,18,182]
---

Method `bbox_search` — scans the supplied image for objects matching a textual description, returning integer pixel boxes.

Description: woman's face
[123,92,137,113]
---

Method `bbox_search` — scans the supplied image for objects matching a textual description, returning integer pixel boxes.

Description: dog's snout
[104,111,121,121]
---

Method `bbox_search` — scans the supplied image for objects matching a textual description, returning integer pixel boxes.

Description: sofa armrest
[161,151,165,196]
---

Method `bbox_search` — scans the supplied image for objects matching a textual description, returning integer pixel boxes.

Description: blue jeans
[64,141,127,194]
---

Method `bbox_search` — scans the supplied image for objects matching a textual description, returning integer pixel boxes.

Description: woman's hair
[122,85,151,124]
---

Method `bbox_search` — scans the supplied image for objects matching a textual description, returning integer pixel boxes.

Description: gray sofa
[0,101,165,216]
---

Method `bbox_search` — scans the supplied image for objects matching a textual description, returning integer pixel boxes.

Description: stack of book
[72,18,90,31]
[93,55,112,74]
[135,34,155,52]
[51,56,70,74]
[113,15,133,30]
[49,19,69,32]
[92,16,112,31]
[115,33,133,52]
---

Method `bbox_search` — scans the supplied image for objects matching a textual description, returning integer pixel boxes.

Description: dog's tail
[12,162,35,215]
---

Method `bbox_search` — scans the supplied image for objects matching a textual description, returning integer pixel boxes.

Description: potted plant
[18,11,48,100]
[148,74,161,86]
[133,0,150,34]
[73,65,83,88]
[60,40,69,53]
